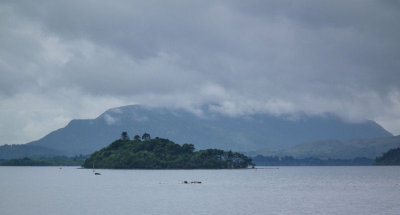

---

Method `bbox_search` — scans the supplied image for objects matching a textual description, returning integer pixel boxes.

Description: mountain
[18,104,391,157]
[274,135,400,159]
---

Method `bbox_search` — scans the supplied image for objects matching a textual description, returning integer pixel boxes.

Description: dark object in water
[182,180,201,184]
[94,172,101,175]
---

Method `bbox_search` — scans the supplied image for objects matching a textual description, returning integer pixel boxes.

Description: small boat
[93,162,101,175]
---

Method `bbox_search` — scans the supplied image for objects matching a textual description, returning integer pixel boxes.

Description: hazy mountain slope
[24,105,392,156]
[375,147,400,165]
[280,135,400,159]
[0,144,61,160]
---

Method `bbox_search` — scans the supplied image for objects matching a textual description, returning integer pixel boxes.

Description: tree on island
[121,131,129,140]
[182,143,195,154]
[142,133,151,141]
[133,135,141,141]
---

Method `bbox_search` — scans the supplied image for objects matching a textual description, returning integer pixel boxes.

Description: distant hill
[0,105,392,158]
[0,144,61,160]
[375,147,400,165]
[255,135,400,159]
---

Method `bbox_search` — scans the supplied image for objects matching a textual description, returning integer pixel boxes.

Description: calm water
[1,166,399,215]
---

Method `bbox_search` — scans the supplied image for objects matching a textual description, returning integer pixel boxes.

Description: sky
[0,0,400,145]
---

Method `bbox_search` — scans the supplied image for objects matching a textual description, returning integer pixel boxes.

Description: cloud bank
[1,0,400,144]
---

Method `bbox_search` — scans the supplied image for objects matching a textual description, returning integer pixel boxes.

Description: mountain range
[0,104,395,159]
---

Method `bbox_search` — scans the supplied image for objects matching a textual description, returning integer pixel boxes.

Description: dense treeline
[375,147,400,165]
[252,155,373,166]
[0,157,53,166]
[0,155,87,166]
[83,134,253,169]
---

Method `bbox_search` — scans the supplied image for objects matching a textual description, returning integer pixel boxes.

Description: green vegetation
[252,155,373,166]
[375,147,400,165]
[83,133,253,169]
[0,157,53,166]
[254,136,400,160]
[0,155,87,166]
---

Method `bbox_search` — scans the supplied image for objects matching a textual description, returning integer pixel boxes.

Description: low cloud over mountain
[1,1,399,145]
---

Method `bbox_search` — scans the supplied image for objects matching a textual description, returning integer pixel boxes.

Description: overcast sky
[1,0,400,145]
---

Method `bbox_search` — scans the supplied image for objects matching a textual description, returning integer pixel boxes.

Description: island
[83,133,254,169]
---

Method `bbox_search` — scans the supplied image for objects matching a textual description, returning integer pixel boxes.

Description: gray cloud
[0,0,400,144]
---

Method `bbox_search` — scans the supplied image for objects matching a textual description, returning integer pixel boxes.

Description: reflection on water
[0,166,399,215]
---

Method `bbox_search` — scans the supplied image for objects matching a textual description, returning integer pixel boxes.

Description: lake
[1,166,399,215]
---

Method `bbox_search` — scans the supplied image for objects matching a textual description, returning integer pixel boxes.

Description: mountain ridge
[29,105,392,154]
[0,104,393,159]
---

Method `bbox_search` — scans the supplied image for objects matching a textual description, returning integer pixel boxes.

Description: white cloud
[103,114,117,125]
